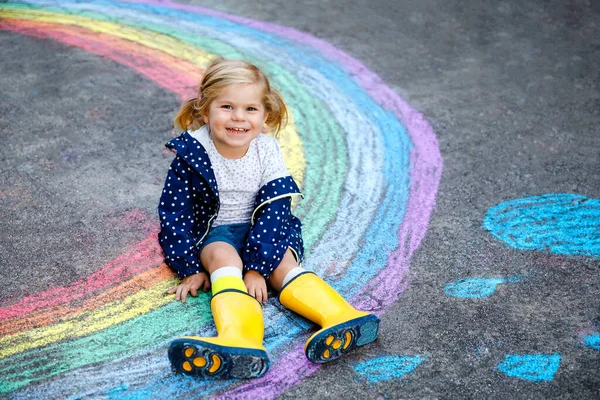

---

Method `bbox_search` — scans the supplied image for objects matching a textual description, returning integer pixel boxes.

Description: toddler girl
[158,57,379,379]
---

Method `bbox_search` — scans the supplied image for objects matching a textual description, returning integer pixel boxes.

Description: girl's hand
[244,270,268,304]
[167,272,211,303]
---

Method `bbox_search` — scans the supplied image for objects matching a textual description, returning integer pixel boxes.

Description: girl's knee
[200,242,243,273]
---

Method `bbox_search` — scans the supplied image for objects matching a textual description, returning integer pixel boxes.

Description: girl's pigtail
[266,88,288,137]
[173,97,201,131]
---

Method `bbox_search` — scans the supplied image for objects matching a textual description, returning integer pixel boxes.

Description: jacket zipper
[250,193,303,225]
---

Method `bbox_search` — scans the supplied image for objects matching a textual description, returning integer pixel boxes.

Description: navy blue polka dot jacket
[158,131,304,280]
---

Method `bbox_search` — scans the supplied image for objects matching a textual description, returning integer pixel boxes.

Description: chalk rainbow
[0,0,442,398]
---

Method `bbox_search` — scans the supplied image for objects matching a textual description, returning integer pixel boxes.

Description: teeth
[228,128,246,132]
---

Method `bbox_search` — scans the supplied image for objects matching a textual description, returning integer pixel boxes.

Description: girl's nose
[232,108,246,121]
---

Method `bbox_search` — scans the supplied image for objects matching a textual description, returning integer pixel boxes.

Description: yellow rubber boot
[279,272,380,363]
[168,290,269,379]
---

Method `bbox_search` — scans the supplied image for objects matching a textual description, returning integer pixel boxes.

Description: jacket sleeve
[242,176,304,280]
[157,154,204,279]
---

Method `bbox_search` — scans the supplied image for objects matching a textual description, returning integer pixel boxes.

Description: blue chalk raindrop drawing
[445,277,522,299]
[497,353,561,382]
[584,334,600,350]
[354,355,427,383]
[483,194,600,257]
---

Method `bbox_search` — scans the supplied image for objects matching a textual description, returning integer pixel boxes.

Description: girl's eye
[221,105,232,110]
[247,107,257,111]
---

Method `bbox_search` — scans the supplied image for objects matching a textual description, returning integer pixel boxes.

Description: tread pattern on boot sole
[168,338,269,379]
[305,314,380,364]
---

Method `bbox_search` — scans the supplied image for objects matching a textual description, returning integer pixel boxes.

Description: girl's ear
[201,105,210,125]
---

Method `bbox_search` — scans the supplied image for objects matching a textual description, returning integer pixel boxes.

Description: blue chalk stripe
[584,334,600,350]
[497,353,561,382]
[354,355,426,383]
[445,277,507,299]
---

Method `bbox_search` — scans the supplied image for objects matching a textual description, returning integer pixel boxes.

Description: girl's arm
[242,176,304,280]
[157,154,205,279]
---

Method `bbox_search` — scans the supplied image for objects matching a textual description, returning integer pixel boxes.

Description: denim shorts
[199,222,252,256]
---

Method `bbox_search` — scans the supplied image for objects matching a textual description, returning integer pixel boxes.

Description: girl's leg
[267,248,301,291]
[200,242,246,294]
[168,241,269,379]
[201,241,243,274]
[275,249,380,364]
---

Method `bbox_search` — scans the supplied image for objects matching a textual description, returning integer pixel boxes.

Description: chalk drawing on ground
[482,193,600,383]
[444,276,523,299]
[354,355,427,383]
[483,194,600,257]
[583,334,600,350]
[0,0,442,398]
[496,353,562,382]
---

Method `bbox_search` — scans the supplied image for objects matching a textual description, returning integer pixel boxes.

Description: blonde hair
[174,57,288,136]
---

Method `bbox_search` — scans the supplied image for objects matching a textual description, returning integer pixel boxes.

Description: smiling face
[202,83,269,159]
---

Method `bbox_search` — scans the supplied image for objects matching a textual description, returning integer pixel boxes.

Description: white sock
[282,267,306,287]
[210,266,242,284]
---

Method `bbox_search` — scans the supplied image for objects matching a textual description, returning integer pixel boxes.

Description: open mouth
[226,128,249,134]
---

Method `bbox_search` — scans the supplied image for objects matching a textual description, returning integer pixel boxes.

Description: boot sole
[168,338,269,379]
[305,314,380,363]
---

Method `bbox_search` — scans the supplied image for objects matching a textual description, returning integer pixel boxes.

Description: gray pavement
[1,0,599,399]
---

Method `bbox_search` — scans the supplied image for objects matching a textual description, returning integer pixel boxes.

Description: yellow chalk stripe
[0,8,214,66]
[325,335,334,346]
[332,339,342,349]
[193,356,207,367]
[278,113,305,190]
[0,9,306,189]
[0,278,178,359]
[323,349,330,359]
[182,361,193,372]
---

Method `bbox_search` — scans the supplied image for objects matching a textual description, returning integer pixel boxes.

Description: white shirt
[188,125,289,227]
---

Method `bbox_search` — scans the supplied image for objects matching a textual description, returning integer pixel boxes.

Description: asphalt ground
[1,0,599,399]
